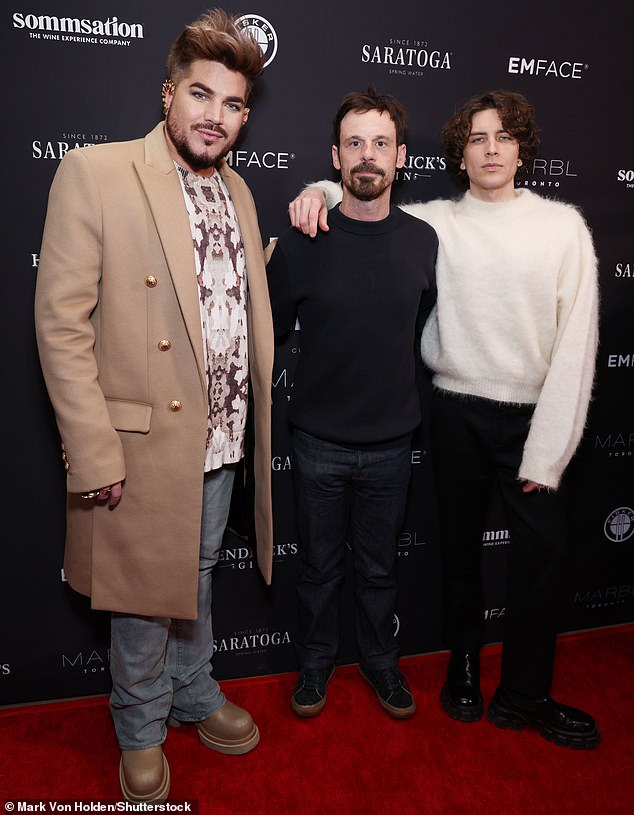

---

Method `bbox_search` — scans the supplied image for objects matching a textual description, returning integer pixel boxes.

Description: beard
[342,162,392,202]
[166,111,232,172]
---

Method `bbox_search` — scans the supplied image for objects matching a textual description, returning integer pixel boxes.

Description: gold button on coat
[168,400,182,412]
[158,339,171,351]
[144,275,158,288]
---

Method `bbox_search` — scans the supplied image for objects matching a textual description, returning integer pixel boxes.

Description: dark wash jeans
[291,428,412,672]
[430,389,569,698]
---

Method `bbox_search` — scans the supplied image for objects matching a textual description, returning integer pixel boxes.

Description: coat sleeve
[34,149,126,492]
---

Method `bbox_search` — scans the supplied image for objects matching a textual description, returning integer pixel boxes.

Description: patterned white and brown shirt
[176,164,248,471]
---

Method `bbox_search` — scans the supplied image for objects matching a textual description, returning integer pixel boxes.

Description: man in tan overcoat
[34,9,274,804]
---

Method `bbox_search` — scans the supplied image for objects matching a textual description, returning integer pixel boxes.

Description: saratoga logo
[236,14,278,67]
[214,629,291,654]
[362,36,452,77]
[12,11,144,46]
[32,132,108,160]
[615,262,633,278]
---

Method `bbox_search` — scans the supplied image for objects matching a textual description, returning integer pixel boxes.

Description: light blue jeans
[109,465,236,750]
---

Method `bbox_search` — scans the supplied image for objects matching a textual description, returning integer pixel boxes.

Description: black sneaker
[359,665,416,719]
[487,687,600,749]
[291,666,335,717]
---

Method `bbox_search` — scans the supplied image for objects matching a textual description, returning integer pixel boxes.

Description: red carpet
[1,625,633,814]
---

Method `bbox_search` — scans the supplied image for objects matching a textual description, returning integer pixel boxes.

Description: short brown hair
[441,90,540,184]
[332,86,408,147]
[166,8,264,99]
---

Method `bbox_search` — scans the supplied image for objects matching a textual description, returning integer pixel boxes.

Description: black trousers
[430,389,569,698]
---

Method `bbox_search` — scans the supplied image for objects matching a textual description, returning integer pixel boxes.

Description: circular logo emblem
[392,613,400,637]
[237,14,278,67]
[604,507,634,542]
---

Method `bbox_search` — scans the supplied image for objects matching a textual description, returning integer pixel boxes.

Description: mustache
[194,122,228,138]
[352,162,385,177]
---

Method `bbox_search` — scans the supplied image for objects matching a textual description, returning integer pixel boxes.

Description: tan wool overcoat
[35,122,274,619]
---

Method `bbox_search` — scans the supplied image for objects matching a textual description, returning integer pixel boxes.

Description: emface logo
[607,353,634,368]
[225,148,295,171]
[237,14,278,66]
[507,56,586,79]
[604,507,634,543]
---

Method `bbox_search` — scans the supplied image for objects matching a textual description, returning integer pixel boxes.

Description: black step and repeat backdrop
[2,0,633,705]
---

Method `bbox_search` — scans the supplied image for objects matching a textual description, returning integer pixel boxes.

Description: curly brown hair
[441,90,540,185]
[166,8,265,99]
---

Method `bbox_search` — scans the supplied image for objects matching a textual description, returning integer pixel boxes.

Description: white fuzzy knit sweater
[318,182,599,488]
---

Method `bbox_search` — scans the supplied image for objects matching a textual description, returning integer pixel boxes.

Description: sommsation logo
[237,14,278,66]
[482,528,511,547]
[617,169,634,189]
[13,11,144,47]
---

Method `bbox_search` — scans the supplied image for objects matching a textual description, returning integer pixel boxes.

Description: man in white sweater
[288,90,600,749]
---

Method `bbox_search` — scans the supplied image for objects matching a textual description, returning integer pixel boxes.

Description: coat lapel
[134,123,206,391]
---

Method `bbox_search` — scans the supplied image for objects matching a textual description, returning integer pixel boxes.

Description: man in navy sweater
[266,88,437,719]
